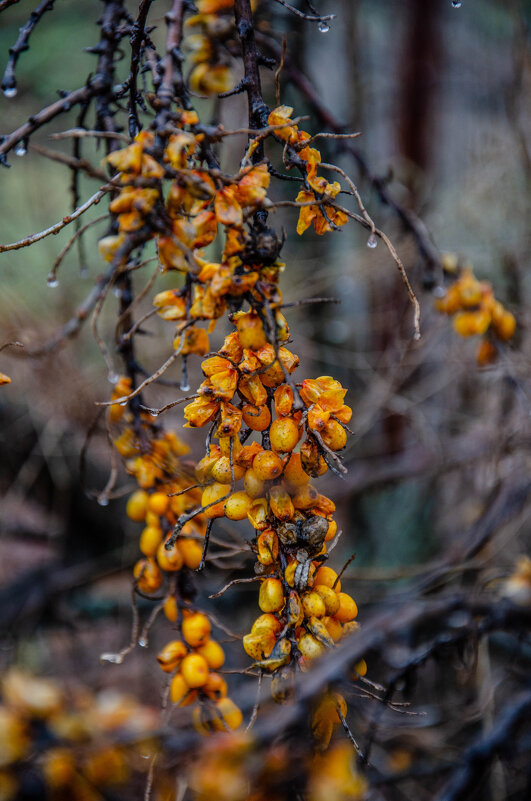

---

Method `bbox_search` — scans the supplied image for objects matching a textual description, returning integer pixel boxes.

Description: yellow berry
[313,566,341,592]
[170,673,191,705]
[335,593,358,622]
[314,584,340,616]
[212,698,243,731]
[259,577,285,613]
[320,419,347,451]
[244,468,266,499]
[242,403,271,431]
[269,486,295,521]
[148,491,170,516]
[126,490,149,522]
[178,538,203,569]
[156,539,183,572]
[302,592,326,619]
[224,491,253,521]
[163,596,178,622]
[201,482,230,519]
[270,417,300,453]
[133,558,163,593]
[181,653,209,688]
[253,450,284,481]
[182,612,211,647]
[139,525,163,557]
[156,640,188,673]
[298,632,325,660]
[197,639,225,670]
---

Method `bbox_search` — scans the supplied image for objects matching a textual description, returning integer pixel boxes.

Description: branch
[1,0,55,96]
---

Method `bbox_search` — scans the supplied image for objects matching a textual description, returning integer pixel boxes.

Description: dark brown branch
[1,0,55,96]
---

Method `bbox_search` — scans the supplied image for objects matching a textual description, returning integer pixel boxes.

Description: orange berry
[242,403,271,431]
[274,384,293,417]
[251,613,282,636]
[292,484,319,510]
[493,310,516,341]
[133,558,163,593]
[354,659,367,678]
[182,612,211,647]
[314,584,340,616]
[453,309,491,337]
[259,577,285,612]
[323,615,343,642]
[203,672,228,700]
[139,525,163,557]
[253,450,284,481]
[212,698,243,731]
[269,486,295,521]
[298,632,325,660]
[177,538,203,569]
[148,491,170,516]
[170,673,192,705]
[157,640,188,673]
[270,417,300,453]
[233,310,267,350]
[321,419,347,451]
[156,538,183,572]
[210,457,245,484]
[242,630,275,661]
[224,491,253,521]
[197,639,225,670]
[181,653,209,688]
[247,497,269,530]
[477,340,497,366]
[283,453,310,488]
[313,566,341,592]
[335,593,358,622]
[302,592,326,619]
[201,482,230,518]
[325,519,338,542]
[244,468,266,498]
[257,529,279,565]
[126,490,148,522]
[163,596,178,622]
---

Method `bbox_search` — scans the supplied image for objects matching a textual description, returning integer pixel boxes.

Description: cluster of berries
[187,0,236,95]
[157,609,242,734]
[435,262,516,365]
[267,105,348,235]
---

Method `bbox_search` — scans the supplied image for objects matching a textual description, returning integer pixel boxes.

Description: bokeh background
[0,0,529,796]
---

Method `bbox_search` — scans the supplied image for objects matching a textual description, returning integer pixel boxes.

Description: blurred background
[0,0,529,796]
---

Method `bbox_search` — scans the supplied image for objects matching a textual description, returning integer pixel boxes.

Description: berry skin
[270,417,300,453]
[253,450,284,481]
[302,592,326,619]
[269,486,295,521]
[283,453,310,488]
[197,639,225,670]
[212,698,243,731]
[244,468,266,499]
[201,482,230,518]
[126,490,149,522]
[298,632,325,660]
[314,584,340,616]
[148,491,170,516]
[139,526,163,557]
[259,578,285,613]
[210,457,245,484]
[157,640,188,673]
[203,672,228,700]
[178,538,203,569]
[181,653,210,688]
[323,616,343,641]
[182,612,211,647]
[133,558,163,593]
[170,673,193,705]
[224,491,253,521]
[313,566,341,592]
[163,596,178,622]
[321,419,347,451]
[156,539,183,572]
[242,403,271,431]
[335,592,358,622]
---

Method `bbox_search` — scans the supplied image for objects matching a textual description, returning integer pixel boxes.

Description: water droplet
[100,652,124,665]
[318,21,329,33]
[180,381,190,392]
[15,142,26,157]
[138,637,148,648]
[433,285,446,299]
[119,400,128,407]
[452,0,462,7]
[3,86,17,98]
[113,287,122,298]
[80,267,88,278]
[97,496,109,507]
[366,233,378,249]
[46,275,59,287]
[108,370,119,384]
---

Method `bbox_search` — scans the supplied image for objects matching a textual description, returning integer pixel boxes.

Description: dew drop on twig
[15,142,26,157]
[97,496,109,507]
[180,381,190,392]
[138,637,148,648]
[46,275,59,287]
[100,652,124,665]
[366,233,378,249]
[318,21,329,33]
[107,370,119,384]
[3,86,17,98]
[452,1,462,7]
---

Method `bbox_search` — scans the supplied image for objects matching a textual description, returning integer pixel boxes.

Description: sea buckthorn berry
[148,491,170,516]
[251,614,283,636]
[212,698,243,731]
[321,419,347,451]
[201,482,230,518]
[257,529,279,565]
[197,639,225,670]
[232,310,267,350]
[269,486,295,521]
[224,491,253,521]
[126,490,149,522]
[163,596,178,622]
[283,453,310,488]
[242,403,271,431]
[453,309,491,337]
[335,593,358,622]
[133,558,163,593]
[314,585,340,616]
[270,417,300,453]
[353,659,368,678]
[253,450,284,481]
[195,446,221,483]
[218,434,243,459]
[325,519,338,542]
[314,692,347,725]
[334,404,353,424]
[292,484,319,510]
[274,384,293,417]
[244,468,266,499]
[300,440,328,477]
[477,340,497,366]
[203,672,228,701]
[323,616,343,642]
[259,578,285,613]
[314,494,336,518]
[181,653,209,688]
[298,632,325,660]
[302,592,326,619]
[210,456,245,485]
[177,538,203,570]
[342,620,361,638]
[182,612,211,647]
[157,640,188,673]
[242,630,275,661]
[145,511,160,528]
[313,566,341,592]
[156,538,183,572]
[247,497,269,530]
[139,525,163,557]
[493,310,516,341]
[170,674,192,705]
